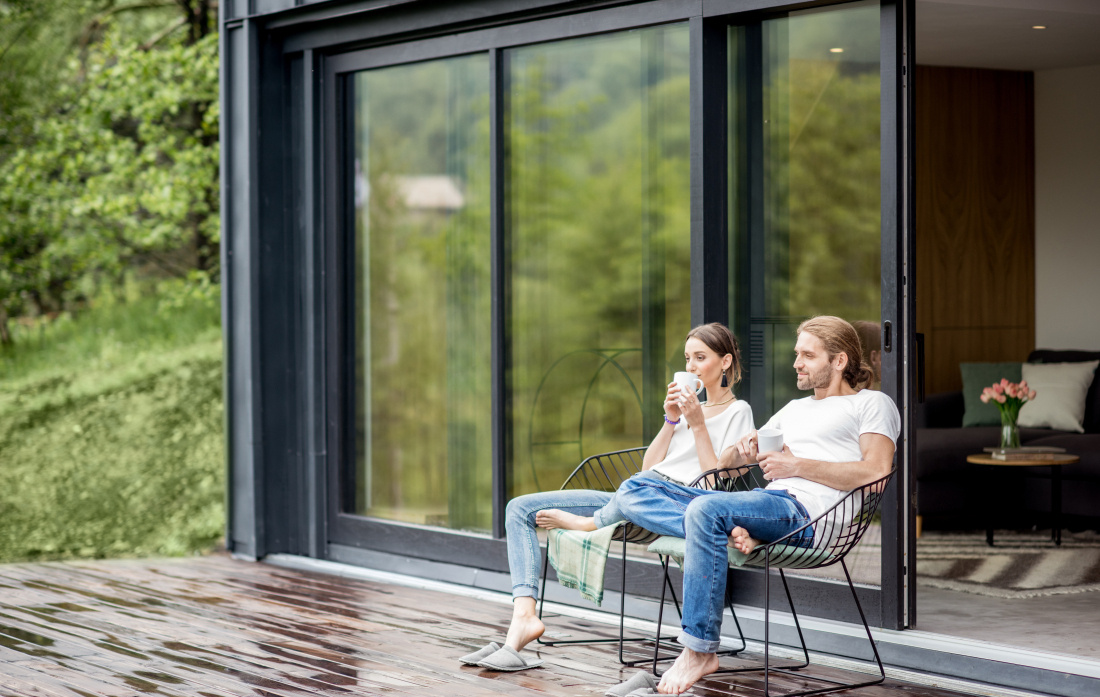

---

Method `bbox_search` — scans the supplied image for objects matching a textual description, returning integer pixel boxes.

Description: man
[609,316,900,694]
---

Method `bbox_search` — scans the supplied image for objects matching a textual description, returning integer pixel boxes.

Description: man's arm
[756,432,895,490]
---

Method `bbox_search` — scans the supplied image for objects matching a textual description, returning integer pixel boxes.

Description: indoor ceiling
[916,0,1100,71]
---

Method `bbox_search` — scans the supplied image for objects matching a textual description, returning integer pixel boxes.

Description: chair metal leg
[537,537,681,666]
[757,560,885,697]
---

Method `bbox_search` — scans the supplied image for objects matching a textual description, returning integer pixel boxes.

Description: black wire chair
[534,446,683,665]
[649,466,894,697]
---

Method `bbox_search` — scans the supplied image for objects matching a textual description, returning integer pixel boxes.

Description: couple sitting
[460,316,900,695]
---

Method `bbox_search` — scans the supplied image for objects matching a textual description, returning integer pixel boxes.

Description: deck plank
[0,554,985,696]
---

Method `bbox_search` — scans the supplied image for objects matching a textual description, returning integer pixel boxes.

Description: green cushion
[960,362,1023,427]
[647,535,831,569]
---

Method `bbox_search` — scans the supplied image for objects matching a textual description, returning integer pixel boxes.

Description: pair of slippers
[605,670,681,696]
[459,647,671,696]
[458,641,543,671]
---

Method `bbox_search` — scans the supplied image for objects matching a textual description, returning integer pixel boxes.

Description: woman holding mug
[462,323,754,671]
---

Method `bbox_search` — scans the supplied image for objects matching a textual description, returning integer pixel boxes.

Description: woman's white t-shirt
[760,390,900,519]
[651,400,755,485]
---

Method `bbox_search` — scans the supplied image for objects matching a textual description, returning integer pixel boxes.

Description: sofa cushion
[1018,361,1099,433]
[959,362,1023,427]
[1028,350,1100,434]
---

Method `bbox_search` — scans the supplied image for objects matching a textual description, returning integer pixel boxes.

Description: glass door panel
[730,0,884,585]
[351,55,492,532]
[506,25,692,497]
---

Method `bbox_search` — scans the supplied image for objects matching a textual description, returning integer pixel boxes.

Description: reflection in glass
[732,1,882,423]
[352,56,491,531]
[730,2,882,585]
[507,25,691,498]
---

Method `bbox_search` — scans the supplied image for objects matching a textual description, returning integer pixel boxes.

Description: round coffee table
[966,453,1080,546]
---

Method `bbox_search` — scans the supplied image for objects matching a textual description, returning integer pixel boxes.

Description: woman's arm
[642,382,684,469]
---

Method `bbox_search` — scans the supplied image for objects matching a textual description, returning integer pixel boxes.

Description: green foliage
[0,3,218,342]
[0,291,224,562]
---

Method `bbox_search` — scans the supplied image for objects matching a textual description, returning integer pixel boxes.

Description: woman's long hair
[685,323,743,387]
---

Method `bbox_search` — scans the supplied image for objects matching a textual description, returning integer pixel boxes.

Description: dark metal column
[689,16,728,329]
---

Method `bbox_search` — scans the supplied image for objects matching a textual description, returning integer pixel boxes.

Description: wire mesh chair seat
[534,446,682,665]
[649,467,895,697]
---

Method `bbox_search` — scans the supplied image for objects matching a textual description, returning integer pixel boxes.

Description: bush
[0,293,224,562]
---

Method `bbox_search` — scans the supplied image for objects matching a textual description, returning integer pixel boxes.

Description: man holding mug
[610,316,900,695]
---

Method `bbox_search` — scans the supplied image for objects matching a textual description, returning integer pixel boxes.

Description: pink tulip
[1019,380,1028,390]
[992,383,1004,395]
[1029,390,1037,400]
[1005,384,1016,398]
[1000,378,1010,388]
[995,394,1006,404]
[980,393,991,403]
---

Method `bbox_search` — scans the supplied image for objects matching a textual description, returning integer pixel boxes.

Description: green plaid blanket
[546,521,624,607]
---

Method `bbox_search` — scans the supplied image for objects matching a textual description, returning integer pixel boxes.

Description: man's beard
[797,366,832,391]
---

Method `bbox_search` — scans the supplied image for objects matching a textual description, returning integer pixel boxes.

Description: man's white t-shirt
[652,400,755,485]
[760,390,900,520]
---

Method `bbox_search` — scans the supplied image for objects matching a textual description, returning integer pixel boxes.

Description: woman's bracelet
[664,415,680,426]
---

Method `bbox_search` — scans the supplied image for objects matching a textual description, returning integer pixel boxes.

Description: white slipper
[604,671,658,696]
[476,644,544,671]
[458,641,500,666]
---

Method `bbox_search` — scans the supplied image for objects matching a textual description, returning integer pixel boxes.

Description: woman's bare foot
[504,597,546,652]
[657,648,720,693]
[535,509,597,532]
[728,526,760,555]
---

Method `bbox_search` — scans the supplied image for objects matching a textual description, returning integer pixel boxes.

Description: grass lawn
[0,291,225,562]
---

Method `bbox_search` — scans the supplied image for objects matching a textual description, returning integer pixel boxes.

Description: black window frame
[240,0,913,630]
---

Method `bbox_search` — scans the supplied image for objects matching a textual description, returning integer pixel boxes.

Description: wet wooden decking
[0,553,977,697]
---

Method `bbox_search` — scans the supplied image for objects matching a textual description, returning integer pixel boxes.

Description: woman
[461,323,754,671]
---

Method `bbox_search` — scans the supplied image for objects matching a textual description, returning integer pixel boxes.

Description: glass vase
[1000,411,1021,449]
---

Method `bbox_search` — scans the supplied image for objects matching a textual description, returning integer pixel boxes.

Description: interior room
[912,0,1100,660]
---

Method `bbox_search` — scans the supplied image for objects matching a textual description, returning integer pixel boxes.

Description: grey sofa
[914,349,1100,532]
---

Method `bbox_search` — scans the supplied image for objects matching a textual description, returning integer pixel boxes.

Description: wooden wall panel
[916,66,1035,394]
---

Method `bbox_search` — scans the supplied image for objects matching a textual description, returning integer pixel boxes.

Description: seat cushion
[647,535,832,569]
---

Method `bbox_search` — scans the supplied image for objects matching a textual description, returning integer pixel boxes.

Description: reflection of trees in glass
[353,57,492,532]
[786,59,880,320]
[508,26,691,497]
[743,3,881,423]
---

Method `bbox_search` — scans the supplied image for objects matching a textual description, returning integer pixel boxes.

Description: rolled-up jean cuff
[677,629,721,654]
[512,584,538,600]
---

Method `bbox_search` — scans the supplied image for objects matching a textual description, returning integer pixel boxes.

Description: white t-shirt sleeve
[858,390,901,443]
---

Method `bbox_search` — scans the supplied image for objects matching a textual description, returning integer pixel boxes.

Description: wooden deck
[0,553,980,697]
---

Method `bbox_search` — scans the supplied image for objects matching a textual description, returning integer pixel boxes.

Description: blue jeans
[610,475,812,653]
[505,470,673,599]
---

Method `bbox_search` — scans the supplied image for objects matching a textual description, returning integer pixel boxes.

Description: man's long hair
[796,316,874,389]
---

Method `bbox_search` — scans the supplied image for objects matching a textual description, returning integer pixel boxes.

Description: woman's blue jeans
[505,471,810,653]
[505,470,671,599]
[608,475,812,653]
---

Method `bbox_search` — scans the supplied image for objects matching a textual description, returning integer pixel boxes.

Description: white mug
[672,372,703,397]
[757,428,784,454]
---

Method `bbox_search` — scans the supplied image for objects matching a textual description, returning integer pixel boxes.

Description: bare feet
[727,526,760,555]
[504,597,546,652]
[657,648,720,693]
[535,509,597,532]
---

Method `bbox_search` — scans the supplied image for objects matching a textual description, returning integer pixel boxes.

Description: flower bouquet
[979,378,1037,449]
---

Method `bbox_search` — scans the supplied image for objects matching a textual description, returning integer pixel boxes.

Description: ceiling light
[1032,25,1046,29]
[829,48,844,53]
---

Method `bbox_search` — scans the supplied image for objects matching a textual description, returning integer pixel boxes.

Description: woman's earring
[721,372,729,388]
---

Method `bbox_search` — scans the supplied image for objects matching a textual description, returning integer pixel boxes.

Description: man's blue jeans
[611,475,812,653]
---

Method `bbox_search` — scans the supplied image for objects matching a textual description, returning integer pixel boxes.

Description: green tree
[0,1,217,344]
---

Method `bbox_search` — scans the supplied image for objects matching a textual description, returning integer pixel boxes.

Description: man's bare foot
[657,648,720,694]
[727,526,760,555]
[504,597,546,652]
[535,509,597,532]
